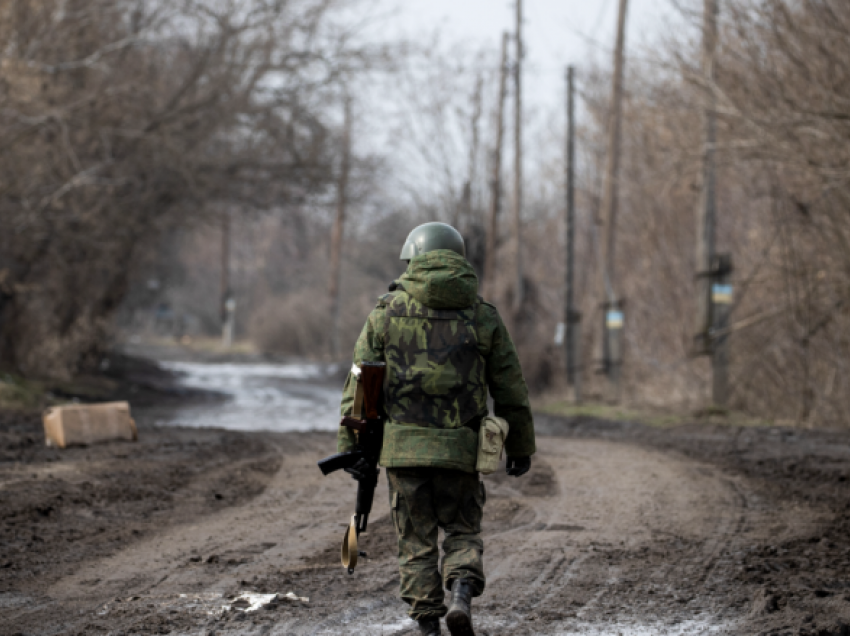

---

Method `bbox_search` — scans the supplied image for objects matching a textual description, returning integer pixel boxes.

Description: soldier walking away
[338,222,536,636]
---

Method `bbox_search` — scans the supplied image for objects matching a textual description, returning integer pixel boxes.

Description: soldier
[338,222,535,636]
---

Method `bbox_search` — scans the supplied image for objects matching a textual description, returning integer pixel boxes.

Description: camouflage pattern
[336,248,534,622]
[393,248,478,309]
[387,467,485,620]
[383,296,487,430]
[338,249,536,467]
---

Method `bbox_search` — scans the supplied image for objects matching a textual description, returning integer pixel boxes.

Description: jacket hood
[398,250,479,309]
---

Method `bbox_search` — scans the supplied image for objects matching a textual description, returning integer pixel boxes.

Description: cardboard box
[43,402,138,448]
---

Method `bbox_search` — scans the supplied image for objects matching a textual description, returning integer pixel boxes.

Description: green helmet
[399,222,465,260]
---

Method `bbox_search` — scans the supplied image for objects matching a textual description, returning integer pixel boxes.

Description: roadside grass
[172,336,258,355]
[0,374,119,412]
[0,375,52,411]
[138,335,258,355]
[117,335,262,363]
[535,397,774,429]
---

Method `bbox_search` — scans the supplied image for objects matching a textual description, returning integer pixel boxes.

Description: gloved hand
[506,456,531,477]
[344,457,371,482]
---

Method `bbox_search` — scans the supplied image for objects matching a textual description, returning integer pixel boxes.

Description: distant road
[136,360,345,433]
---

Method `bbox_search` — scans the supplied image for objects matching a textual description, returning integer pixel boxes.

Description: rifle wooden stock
[359,361,385,420]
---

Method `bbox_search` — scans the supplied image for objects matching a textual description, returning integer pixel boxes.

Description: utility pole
[694,0,732,407]
[596,0,629,402]
[511,0,524,320]
[564,66,581,403]
[694,0,719,357]
[329,96,352,360]
[457,75,484,230]
[484,32,509,300]
[221,209,235,348]
[711,253,733,406]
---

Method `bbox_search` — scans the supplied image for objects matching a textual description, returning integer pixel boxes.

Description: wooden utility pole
[694,0,731,407]
[596,0,629,401]
[220,210,235,348]
[711,254,733,406]
[328,96,352,360]
[511,0,524,318]
[564,66,581,403]
[695,0,719,356]
[483,32,510,300]
[458,75,484,229]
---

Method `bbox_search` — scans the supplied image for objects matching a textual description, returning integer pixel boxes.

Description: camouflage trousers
[387,467,486,621]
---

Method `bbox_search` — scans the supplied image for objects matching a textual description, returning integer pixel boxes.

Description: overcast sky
[347,0,691,210]
[384,0,683,108]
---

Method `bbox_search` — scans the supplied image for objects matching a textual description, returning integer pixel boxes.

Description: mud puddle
[550,620,732,635]
[137,360,344,432]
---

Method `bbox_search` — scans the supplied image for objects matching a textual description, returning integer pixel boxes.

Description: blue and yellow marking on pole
[712,284,733,305]
[606,310,624,329]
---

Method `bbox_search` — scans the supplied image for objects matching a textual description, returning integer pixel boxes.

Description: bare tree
[0,0,386,378]
[329,96,353,359]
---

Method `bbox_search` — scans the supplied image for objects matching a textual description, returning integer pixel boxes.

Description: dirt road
[3,411,850,635]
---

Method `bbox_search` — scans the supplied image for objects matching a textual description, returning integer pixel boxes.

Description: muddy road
[2,362,850,635]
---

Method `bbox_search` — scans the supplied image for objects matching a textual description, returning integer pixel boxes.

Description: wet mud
[1,410,850,635]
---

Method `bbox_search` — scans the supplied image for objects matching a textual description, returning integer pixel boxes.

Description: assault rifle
[317,361,385,574]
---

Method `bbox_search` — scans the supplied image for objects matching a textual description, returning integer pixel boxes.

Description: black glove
[344,457,371,482]
[506,456,531,477]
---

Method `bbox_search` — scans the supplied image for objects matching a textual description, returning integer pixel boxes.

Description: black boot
[417,617,441,636]
[445,579,475,636]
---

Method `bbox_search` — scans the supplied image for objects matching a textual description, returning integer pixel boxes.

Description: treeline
[563,0,850,425]
[4,0,850,427]
[0,0,380,378]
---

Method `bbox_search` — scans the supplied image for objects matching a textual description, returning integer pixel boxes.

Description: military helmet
[399,222,465,260]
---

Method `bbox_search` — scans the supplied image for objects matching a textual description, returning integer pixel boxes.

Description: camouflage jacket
[338,250,536,473]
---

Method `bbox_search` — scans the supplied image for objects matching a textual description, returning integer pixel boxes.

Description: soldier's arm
[477,302,536,458]
[337,304,386,453]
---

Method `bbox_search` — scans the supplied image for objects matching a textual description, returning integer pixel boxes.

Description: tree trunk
[329,96,353,360]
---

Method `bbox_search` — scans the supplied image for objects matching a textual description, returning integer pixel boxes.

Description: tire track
[21,434,827,636]
[470,438,765,635]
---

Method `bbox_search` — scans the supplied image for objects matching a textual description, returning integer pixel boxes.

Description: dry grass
[535,394,774,429]
[0,375,52,412]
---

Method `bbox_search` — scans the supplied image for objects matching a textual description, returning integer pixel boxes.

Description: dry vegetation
[3,0,850,427]
[0,0,383,378]
[558,0,850,425]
